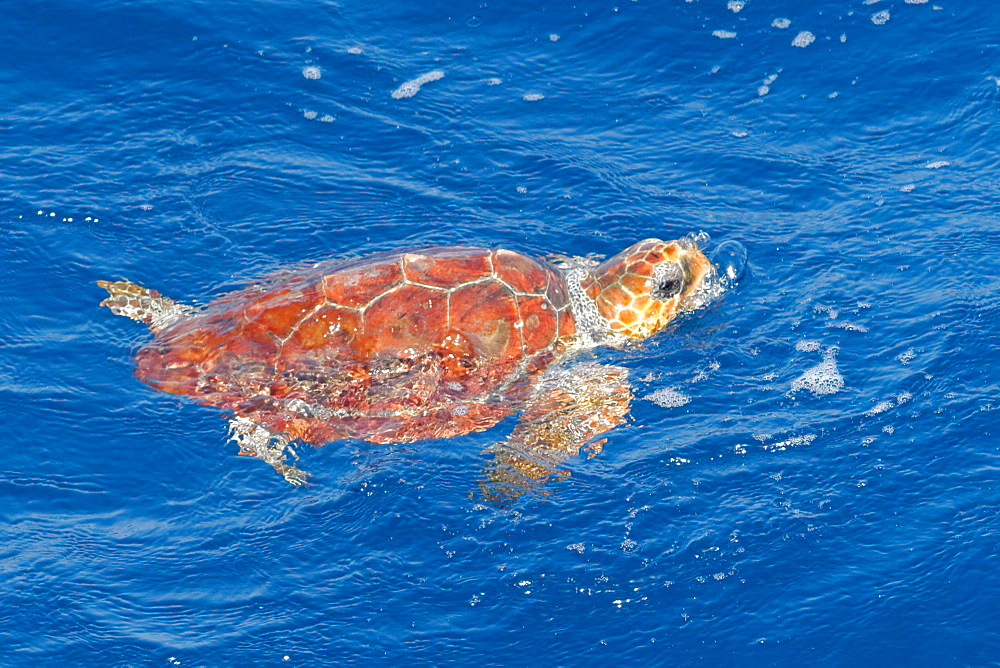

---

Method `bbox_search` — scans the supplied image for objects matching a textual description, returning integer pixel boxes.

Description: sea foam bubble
[791,346,844,396]
[392,70,445,99]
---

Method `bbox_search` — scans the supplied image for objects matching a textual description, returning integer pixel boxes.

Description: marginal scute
[136,317,236,395]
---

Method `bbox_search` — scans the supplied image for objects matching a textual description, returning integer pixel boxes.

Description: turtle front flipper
[97,279,195,332]
[480,362,632,505]
[228,417,310,486]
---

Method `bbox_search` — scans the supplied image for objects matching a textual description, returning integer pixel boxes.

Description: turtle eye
[650,264,683,300]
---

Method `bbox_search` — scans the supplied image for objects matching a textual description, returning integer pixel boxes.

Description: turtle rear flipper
[97,279,195,332]
[229,417,310,486]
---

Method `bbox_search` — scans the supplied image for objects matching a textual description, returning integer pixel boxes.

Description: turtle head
[580,237,711,340]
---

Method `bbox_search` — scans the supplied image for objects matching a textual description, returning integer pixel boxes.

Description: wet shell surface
[135,247,576,445]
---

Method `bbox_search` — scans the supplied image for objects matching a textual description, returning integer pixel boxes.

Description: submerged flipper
[229,417,310,486]
[481,362,632,505]
[97,279,195,332]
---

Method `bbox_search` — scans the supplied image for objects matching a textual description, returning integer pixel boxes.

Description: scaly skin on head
[580,238,711,340]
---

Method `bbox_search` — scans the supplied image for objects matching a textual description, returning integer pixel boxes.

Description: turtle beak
[679,248,711,303]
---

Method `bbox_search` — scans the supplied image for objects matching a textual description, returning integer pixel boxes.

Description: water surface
[3,0,1000,664]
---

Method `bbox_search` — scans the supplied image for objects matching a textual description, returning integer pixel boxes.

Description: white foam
[762,434,816,452]
[791,347,844,396]
[549,33,560,42]
[391,69,445,99]
[795,340,821,352]
[772,18,791,28]
[904,0,928,3]
[713,30,738,39]
[646,387,691,408]
[871,10,890,24]
[864,400,894,417]
[302,66,321,80]
[523,93,545,101]
[792,31,815,48]
[727,0,745,12]
[689,361,719,384]
[925,160,950,169]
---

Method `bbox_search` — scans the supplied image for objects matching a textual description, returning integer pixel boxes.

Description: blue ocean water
[3,0,1000,664]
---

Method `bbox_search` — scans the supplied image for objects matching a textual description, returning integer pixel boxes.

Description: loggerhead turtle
[99,237,713,499]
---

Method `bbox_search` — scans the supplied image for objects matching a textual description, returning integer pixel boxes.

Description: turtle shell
[135,247,577,445]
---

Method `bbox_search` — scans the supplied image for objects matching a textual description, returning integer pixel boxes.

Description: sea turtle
[99,237,713,499]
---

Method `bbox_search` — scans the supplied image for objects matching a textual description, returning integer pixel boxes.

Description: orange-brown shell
[135,248,576,445]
